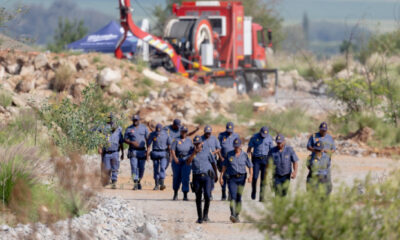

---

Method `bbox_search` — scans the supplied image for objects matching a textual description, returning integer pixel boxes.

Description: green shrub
[40,84,116,153]
[142,77,153,87]
[331,59,346,76]
[230,100,254,123]
[0,91,12,107]
[248,171,400,240]
[299,66,325,82]
[92,56,101,64]
[194,111,230,125]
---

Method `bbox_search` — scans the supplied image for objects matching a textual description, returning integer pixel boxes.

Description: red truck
[116,0,278,94]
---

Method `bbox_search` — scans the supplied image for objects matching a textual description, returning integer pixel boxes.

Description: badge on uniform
[223,138,226,142]
[178,141,182,145]
[229,126,232,129]
[316,138,319,142]
[153,137,157,141]
[131,129,135,133]
[264,130,268,134]
[229,157,234,162]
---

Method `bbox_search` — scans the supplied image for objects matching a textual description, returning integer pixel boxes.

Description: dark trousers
[193,174,212,219]
[152,157,169,180]
[227,174,246,216]
[306,171,332,195]
[172,161,191,192]
[252,157,267,199]
[273,174,291,196]
[101,152,120,184]
[130,157,146,181]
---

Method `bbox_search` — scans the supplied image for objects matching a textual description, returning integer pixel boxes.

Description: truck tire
[191,17,214,54]
[247,73,262,92]
[236,75,247,95]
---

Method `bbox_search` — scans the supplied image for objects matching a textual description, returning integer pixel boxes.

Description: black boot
[173,190,178,200]
[221,190,227,201]
[133,180,138,190]
[196,198,203,224]
[111,180,117,189]
[160,179,166,190]
[138,179,142,190]
[203,198,210,222]
[183,192,189,201]
[153,180,160,190]
[251,181,257,200]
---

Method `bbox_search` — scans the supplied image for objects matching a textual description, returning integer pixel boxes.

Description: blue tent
[67,21,137,53]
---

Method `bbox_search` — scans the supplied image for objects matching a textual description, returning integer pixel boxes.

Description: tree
[47,17,88,53]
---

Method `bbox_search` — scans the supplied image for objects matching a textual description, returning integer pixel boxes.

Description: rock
[76,58,89,71]
[16,77,35,93]
[19,65,35,77]
[6,63,21,75]
[0,66,4,81]
[148,90,158,101]
[295,80,313,92]
[278,71,293,89]
[108,83,122,97]
[1,225,9,231]
[335,69,353,79]
[144,222,158,239]
[34,53,48,69]
[75,78,89,86]
[253,102,268,112]
[143,68,168,83]
[58,59,77,73]
[71,83,86,99]
[97,68,122,87]
[12,95,26,107]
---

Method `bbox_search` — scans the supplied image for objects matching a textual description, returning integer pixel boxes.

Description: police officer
[307,122,336,159]
[164,119,200,141]
[171,126,194,200]
[187,136,218,224]
[147,123,171,190]
[124,115,149,190]
[247,126,274,201]
[99,114,124,189]
[201,125,221,200]
[220,138,253,223]
[266,134,299,196]
[217,122,239,200]
[307,141,332,194]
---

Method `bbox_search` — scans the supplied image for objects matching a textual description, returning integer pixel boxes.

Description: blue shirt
[124,124,149,150]
[218,131,240,158]
[147,130,171,151]
[248,133,274,157]
[191,147,216,175]
[201,135,221,154]
[309,152,331,176]
[103,126,123,152]
[224,150,253,175]
[307,132,336,157]
[171,137,194,161]
[163,125,181,142]
[267,145,299,176]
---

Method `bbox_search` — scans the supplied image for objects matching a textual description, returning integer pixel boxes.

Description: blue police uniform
[202,133,221,195]
[267,145,299,196]
[148,130,171,183]
[218,131,240,198]
[190,142,216,223]
[307,133,336,157]
[171,137,194,193]
[224,149,253,217]
[102,125,124,183]
[306,143,333,194]
[248,130,274,200]
[164,125,181,142]
[124,124,149,182]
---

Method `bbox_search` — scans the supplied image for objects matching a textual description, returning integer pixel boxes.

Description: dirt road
[98,153,399,239]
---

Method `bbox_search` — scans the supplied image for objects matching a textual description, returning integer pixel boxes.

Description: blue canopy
[67,21,137,53]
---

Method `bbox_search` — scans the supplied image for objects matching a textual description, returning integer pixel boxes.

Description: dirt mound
[344,127,374,143]
[0,34,34,52]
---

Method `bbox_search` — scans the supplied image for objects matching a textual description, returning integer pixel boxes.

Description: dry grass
[51,64,74,92]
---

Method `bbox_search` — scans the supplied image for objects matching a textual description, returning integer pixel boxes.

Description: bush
[0,91,12,107]
[51,64,74,92]
[142,77,153,87]
[230,100,254,123]
[299,66,325,82]
[331,59,346,76]
[40,84,116,152]
[194,111,230,125]
[248,171,400,240]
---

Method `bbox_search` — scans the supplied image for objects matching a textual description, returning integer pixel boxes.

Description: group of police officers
[100,114,336,224]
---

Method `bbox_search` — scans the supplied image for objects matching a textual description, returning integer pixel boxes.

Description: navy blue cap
[260,126,269,138]
[319,122,328,131]
[233,138,242,147]
[314,141,324,151]
[275,134,285,143]
[132,115,140,121]
[180,126,188,132]
[155,123,163,131]
[226,122,234,133]
[173,119,181,127]
[193,135,202,144]
[204,125,212,133]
